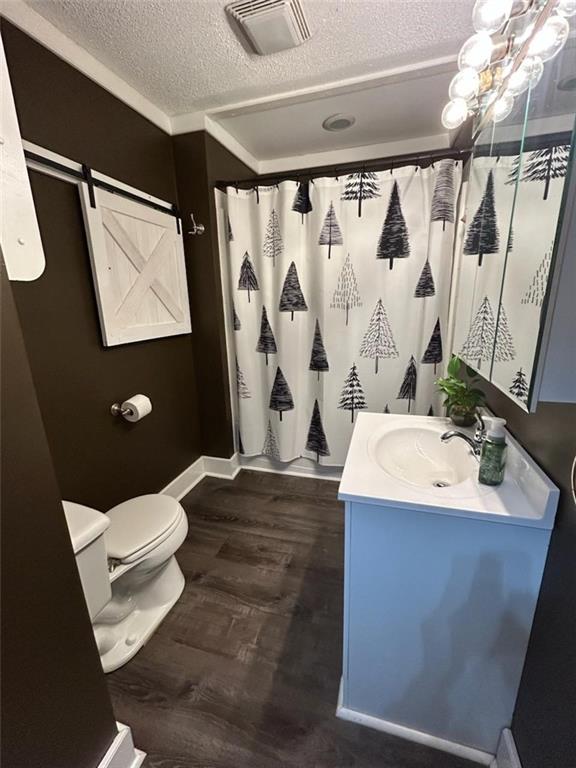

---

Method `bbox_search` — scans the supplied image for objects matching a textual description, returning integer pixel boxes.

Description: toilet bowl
[63,494,188,673]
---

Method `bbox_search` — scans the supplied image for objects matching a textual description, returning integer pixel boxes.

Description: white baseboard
[493,729,522,768]
[336,682,493,766]
[203,453,242,479]
[160,454,241,500]
[98,723,145,768]
[161,453,341,500]
[160,456,206,499]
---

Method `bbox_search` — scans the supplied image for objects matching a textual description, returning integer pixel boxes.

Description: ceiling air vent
[226,0,312,55]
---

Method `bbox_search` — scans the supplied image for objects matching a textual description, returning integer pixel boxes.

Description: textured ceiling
[24,0,475,116]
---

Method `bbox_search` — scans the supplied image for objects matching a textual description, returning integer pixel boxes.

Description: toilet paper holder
[111,402,135,418]
[110,394,152,422]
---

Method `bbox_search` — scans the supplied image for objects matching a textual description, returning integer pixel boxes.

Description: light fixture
[506,55,544,95]
[472,0,513,33]
[556,0,576,18]
[492,92,515,122]
[322,113,356,131]
[442,1,574,130]
[441,98,469,130]
[529,15,570,61]
[458,32,494,71]
[449,68,481,101]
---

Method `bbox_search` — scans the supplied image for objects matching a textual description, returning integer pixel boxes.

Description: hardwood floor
[108,471,475,768]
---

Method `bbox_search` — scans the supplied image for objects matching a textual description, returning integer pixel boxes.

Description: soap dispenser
[478,417,507,486]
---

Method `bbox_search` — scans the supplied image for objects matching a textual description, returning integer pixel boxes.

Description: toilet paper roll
[121,394,152,422]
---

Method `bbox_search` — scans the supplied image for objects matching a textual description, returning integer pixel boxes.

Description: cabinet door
[80,186,191,346]
[344,501,549,753]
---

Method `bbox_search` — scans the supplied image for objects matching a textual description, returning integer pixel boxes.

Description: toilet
[63,494,188,673]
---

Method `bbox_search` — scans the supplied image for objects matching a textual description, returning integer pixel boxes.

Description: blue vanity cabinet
[339,499,551,761]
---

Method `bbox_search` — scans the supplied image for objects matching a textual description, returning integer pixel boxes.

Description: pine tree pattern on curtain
[431,159,456,231]
[377,180,410,270]
[309,319,329,380]
[421,318,443,374]
[256,306,277,365]
[330,253,362,326]
[460,296,516,371]
[507,145,569,200]
[220,162,462,465]
[279,261,308,320]
[263,209,283,265]
[318,202,343,259]
[453,150,567,409]
[414,260,435,298]
[341,172,381,217]
[359,299,398,373]
[464,170,499,267]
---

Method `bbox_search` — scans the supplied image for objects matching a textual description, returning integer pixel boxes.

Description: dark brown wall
[3,22,201,509]
[1,20,175,201]
[173,132,255,458]
[1,262,118,768]
[485,389,576,768]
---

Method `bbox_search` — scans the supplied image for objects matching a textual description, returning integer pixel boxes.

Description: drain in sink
[432,480,450,488]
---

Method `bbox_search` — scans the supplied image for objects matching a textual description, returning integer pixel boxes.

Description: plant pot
[449,407,477,427]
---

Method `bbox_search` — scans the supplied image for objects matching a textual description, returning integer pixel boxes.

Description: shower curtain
[219,160,462,466]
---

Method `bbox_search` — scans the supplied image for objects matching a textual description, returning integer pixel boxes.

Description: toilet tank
[62,501,111,620]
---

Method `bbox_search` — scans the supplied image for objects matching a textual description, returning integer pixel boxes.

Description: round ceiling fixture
[322,113,356,132]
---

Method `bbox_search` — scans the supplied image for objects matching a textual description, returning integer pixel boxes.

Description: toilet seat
[105,495,186,564]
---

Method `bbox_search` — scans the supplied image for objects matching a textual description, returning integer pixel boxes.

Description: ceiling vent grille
[226,0,312,55]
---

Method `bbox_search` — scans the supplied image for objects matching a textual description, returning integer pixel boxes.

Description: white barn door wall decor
[80,187,191,346]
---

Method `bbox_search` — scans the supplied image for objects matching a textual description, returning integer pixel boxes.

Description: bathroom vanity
[337,413,559,764]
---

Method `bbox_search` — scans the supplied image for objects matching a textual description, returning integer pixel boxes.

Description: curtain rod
[24,149,181,223]
[216,146,472,189]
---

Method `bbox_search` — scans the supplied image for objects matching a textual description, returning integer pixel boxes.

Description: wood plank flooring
[108,471,475,768]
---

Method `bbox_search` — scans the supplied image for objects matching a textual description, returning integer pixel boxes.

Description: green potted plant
[435,355,485,427]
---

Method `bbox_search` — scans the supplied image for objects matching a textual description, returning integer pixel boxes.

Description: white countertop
[338,413,559,529]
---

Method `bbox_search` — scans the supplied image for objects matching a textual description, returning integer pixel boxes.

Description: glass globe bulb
[524,55,544,89]
[458,32,493,72]
[506,67,530,97]
[507,56,544,96]
[442,99,469,130]
[556,0,576,18]
[472,0,513,33]
[529,16,570,62]
[493,92,514,123]
[449,68,481,101]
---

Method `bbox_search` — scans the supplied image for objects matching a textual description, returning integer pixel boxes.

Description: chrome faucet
[440,414,486,458]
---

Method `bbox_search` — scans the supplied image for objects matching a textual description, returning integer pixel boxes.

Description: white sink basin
[369,425,477,489]
[339,413,559,529]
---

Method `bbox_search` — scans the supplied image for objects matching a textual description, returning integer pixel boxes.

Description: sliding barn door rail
[23,140,182,231]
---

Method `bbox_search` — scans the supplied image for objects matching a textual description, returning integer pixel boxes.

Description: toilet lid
[62,500,110,554]
[105,494,184,563]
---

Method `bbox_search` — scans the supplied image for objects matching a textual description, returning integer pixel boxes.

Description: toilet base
[94,556,185,673]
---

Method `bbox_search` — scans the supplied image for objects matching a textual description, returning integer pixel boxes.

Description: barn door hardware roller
[187,213,205,236]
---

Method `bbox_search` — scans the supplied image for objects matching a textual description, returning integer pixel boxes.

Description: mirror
[452,38,576,411]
